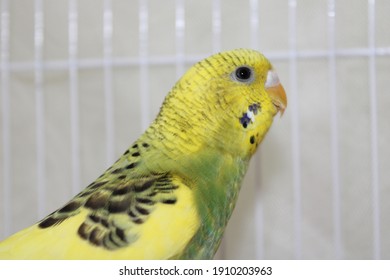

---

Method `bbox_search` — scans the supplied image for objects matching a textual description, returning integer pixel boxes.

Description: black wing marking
[38,173,179,250]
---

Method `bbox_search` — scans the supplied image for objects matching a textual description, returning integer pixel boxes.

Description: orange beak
[266,83,287,116]
[265,70,287,116]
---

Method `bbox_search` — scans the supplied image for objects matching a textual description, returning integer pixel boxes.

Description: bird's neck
[137,114,251,259]
[172,147,250,259]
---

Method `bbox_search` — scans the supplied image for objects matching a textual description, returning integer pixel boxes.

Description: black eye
[233,66,254,83]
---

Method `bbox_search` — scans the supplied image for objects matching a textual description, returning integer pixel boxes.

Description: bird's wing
[0,173,200,259]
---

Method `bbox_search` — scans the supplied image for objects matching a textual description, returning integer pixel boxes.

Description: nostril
[265,70,280,88]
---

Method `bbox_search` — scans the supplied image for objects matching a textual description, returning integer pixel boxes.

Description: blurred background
[0,0,389,259]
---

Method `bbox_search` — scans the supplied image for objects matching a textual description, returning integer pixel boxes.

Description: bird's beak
[265,70,287,116]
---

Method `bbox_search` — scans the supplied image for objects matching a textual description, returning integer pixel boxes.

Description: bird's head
[154,49,287,159]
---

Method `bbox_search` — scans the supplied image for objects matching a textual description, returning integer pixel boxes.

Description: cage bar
[0,0,11,238]
[138,0,150,131]
[327,0,343,259]
[34,0,46,219]
[249,0,259,50]
[175,0,185,78]
[2,47,389,74]
[212,0,221,53]
[288,0,302,259]
[68,0,81,195]
[249,0,264,259]
[368,0,380,260]
[103,0,115,165]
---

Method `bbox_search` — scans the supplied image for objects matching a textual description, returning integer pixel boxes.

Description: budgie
[0,49,287,259]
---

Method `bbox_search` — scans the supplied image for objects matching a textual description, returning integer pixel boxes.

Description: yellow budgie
[0,49,286,259]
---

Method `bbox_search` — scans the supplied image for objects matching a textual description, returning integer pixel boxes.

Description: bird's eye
[232,66,254,83]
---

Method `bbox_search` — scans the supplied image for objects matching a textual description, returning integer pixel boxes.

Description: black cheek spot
[250,135,255,144]
[249,103,261,115]
[239,113,251,129]
[117,175,126,180]
[142,143,150,148]
[131,152,140,157]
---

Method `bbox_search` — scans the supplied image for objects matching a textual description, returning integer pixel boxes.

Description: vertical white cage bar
[212,0,225,260]
[368,0,380,260]
[327,0,343,259]
[138,0,150,131]
[103,0,115,165]
[34,0,46,219]
[175,0,185,78]
[249,0,264,259]
[0,0,11,238]
[288,0,302,259]
[249,0,259,50]
[68,0,80,194]
[211,0,221,53]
